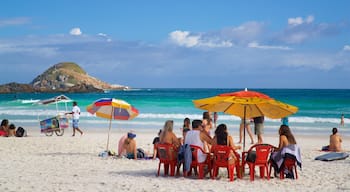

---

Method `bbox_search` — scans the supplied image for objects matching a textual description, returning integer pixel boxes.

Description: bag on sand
[246,151,256,163]
[16,127,26,137]
[137,148,145,158]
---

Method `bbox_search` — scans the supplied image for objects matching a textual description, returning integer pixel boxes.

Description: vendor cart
[38,95,71,136]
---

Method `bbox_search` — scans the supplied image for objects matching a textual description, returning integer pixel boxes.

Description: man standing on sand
[253,116,264,144]
[66,101,83,136]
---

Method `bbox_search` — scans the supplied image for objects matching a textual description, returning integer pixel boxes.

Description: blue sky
[1,0,350,88]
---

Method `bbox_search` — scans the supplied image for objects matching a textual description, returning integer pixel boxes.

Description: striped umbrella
[86,98,139,150]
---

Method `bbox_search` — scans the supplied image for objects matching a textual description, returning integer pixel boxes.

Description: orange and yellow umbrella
[193,89,298,119]
[193,89,298,150]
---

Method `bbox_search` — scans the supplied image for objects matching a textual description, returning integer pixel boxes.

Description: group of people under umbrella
[87,89,302,180]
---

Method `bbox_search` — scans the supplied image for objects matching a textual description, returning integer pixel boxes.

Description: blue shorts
[126,153,135,159]
[72,119,79,128]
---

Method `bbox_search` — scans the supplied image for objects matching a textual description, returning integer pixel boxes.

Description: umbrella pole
[243,105,246,152]
[106,108,114,151]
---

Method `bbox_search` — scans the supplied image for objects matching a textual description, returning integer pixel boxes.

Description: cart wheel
[55,129,64,136]
[45,131,53,136]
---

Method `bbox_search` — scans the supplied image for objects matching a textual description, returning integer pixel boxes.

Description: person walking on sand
[340,114,345,127]
[66,101,83,136]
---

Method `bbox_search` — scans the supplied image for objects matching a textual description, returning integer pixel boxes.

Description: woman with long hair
[270,125,301,178]
[159,120,180,148]
[276,125,296,150]
[212,124,241,164]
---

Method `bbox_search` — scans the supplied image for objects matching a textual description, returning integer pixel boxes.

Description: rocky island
[0,62,128,93]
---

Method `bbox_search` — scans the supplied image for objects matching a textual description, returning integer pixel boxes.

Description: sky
[1,0,350,89]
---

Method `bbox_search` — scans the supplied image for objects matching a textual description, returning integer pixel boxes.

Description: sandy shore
[0,128,349,192]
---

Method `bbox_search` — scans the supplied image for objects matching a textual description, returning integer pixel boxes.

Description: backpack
[16,127,26,137]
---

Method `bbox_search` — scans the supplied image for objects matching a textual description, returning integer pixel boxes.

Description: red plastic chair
[211,145,242,181]
[156,143,179,176]
[242,144,274,181]
[184,145,212,179]
[279,157,298,179]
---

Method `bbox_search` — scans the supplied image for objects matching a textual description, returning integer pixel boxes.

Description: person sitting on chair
[212,124,241,165]
[270,125,301,179]
[184,119,213,163]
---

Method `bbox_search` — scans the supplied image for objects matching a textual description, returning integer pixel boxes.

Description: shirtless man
[329,127,342,152]
[123,132,137,159]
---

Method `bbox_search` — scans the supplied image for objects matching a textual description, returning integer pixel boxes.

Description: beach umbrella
[86,98,139,151]
[193,89,298,151]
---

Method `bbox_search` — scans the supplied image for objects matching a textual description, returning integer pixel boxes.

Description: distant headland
[0,62,129,93]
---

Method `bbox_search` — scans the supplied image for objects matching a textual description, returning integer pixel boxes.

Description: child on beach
[8,124,16,137]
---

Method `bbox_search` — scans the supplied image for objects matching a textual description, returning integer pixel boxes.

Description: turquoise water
[1,88,350,136]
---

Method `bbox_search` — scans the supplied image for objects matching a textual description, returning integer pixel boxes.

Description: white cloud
[97,33,107,37]
[0,42,58,57]
[248,42,291,50]
[169,30,200,47]
[288,17,303,26]
[288,15,314,26]
[280,15,341,44]
[343,45,350,51]
[306,15,314,23]
[97,33,112,42]
[0,17,30,27]
[70,27,82,35]
[221,22,266,44]
[169,30,232,48]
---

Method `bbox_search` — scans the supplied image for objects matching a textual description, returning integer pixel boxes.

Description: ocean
[1,88,350,136]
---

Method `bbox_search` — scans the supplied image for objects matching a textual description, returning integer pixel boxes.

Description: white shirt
[72,105,80,120]
[184,130,207,163]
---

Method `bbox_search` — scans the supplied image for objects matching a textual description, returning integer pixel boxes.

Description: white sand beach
[1,128,349,192]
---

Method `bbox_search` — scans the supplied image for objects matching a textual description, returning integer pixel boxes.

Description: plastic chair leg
[249,164,255,181]
[157,163,161,176]
[259,167,265,179]
[164,163,169,175]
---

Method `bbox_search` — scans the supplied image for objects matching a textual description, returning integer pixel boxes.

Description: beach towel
[270,144,302,173]
[178,144,192,172]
